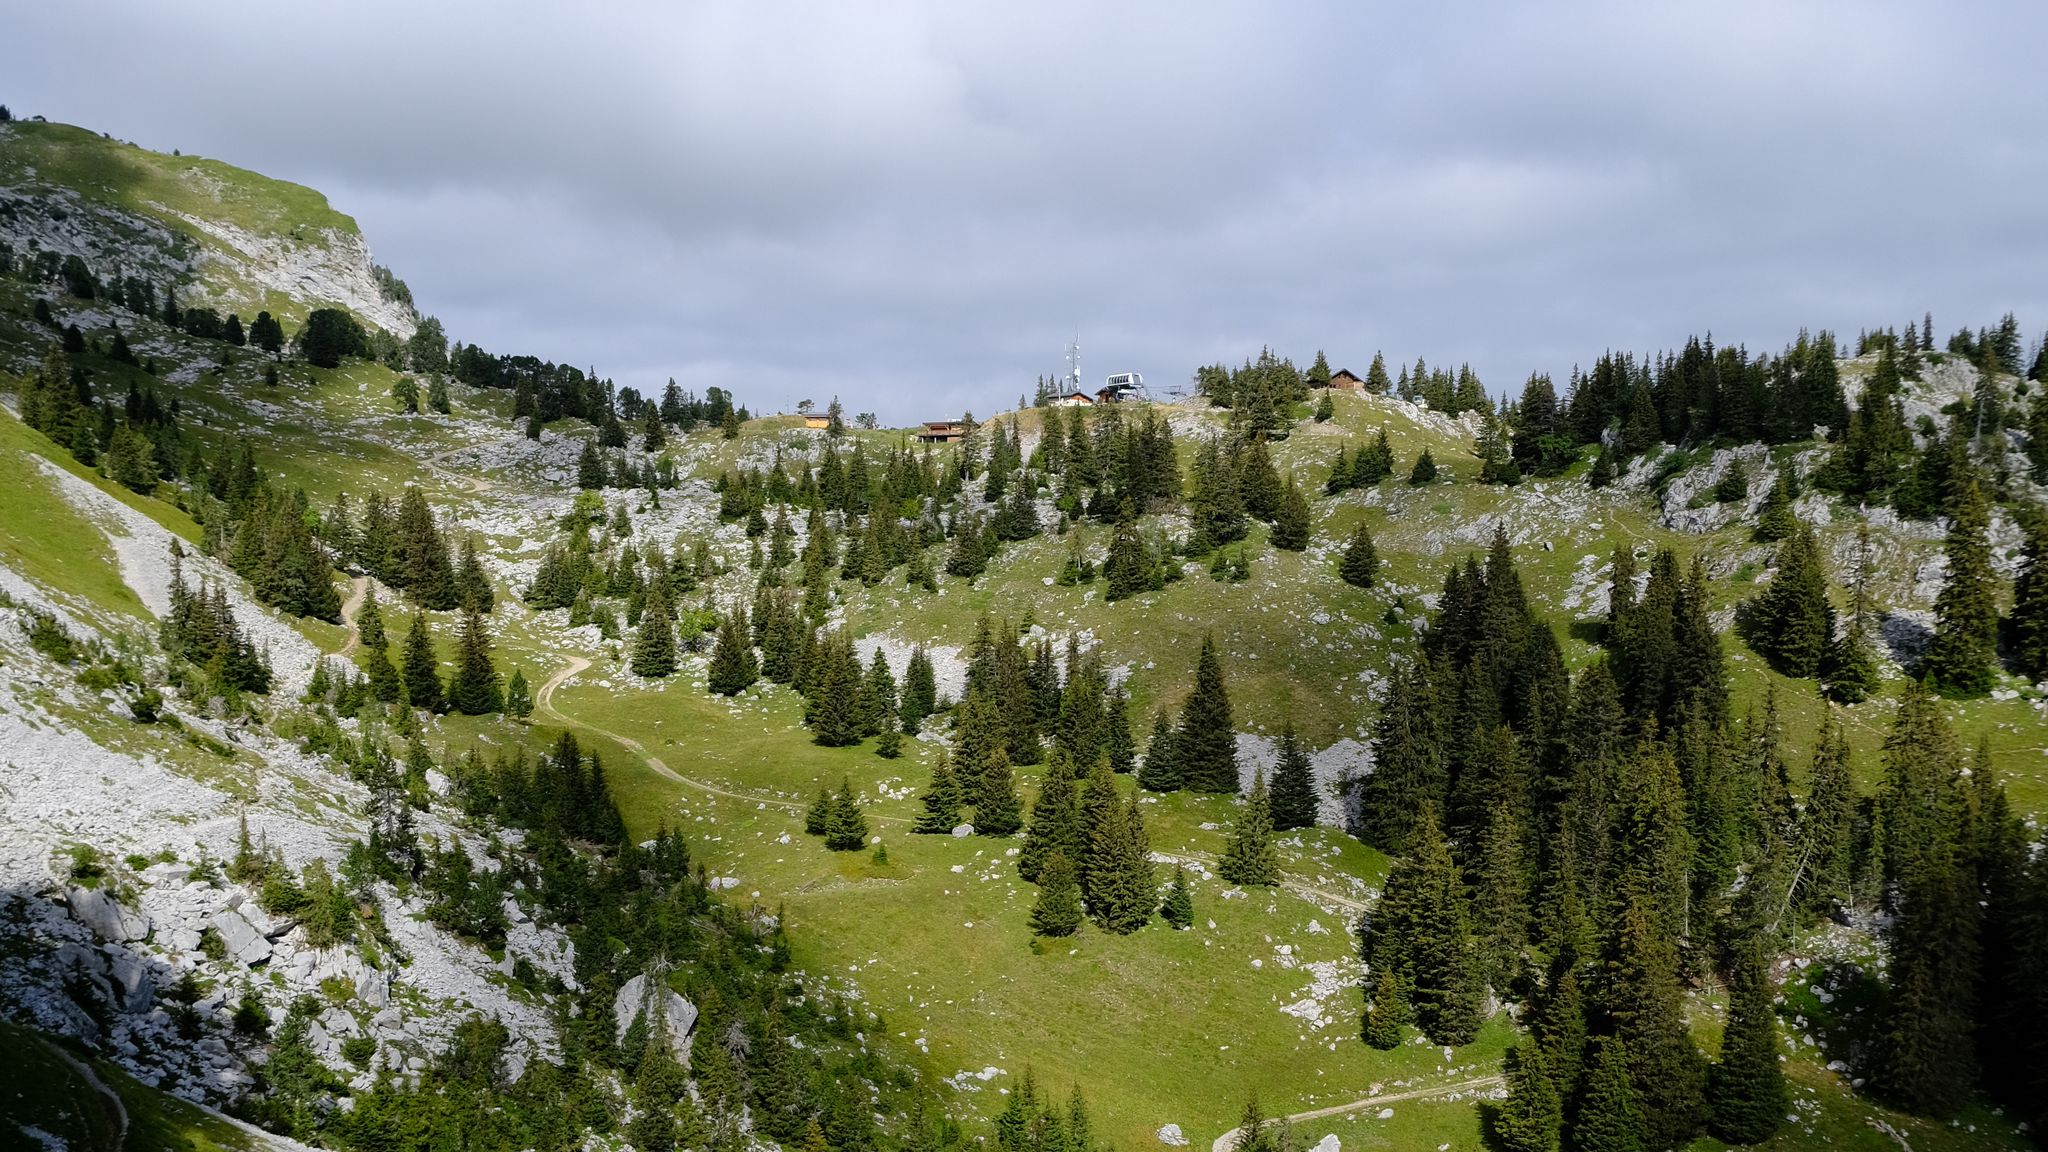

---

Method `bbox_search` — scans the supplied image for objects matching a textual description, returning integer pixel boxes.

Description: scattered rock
[1156,1124,1189,1146]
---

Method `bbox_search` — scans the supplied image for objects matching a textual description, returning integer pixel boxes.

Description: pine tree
[913,754,963,833]
[1368,804,1483,1045]
[1409,448,1438,485]
[1138,710,1181,791]
[1160,865,1194,929]
[900,645,938,733]
[1338,522,1380,588]
[1104,688,1136,775]
[1878,838,1980,1116]
[1709,939,1787,1145]
[824,778,869,851]
[1019,758,1081,883]
[1177,634,1238,793]
[1823,523,1882,703]
[1603,885,1706,1147]
[1742,520,1835,678]
[631,577,677,677]
[806,785,832,836]
[1571,1037,1646,1152]
[1219,772,1279,885]
[1269,476,1310,551]
[1471,801,1529,994]
[974,748,1023,836]
[1753,471,1797,542]
[1103,517,1150,602]
[1030,851,1082,937]
[1921,469,1999,696]
[706,606,758,695]
[447,608,502,714]
[1268,724,1319,830]
[1313,391,1334,423]
[1495,1044,1562,1152]
[1086,796,1154,934]
[2007,509,2048,681]
[1361,965,1406,1050]
[401,611,445,713]
[503,667,532,719]
[1796,716,1856,919]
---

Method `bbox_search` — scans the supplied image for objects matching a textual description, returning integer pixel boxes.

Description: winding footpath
[1209,1075,1506,1152]
[332,575,369,658]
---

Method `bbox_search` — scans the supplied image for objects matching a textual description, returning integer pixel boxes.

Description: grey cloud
[6,2,2046,420]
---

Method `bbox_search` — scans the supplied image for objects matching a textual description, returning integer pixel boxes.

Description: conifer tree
[1571,1037,1646,1152]
[1878,838,1981,1116]
[1269,476,1311,551]
[1709,940,1787,1145]
[1312,390,1334,423]
[447,608,502,714]
[1742,520,1835,678]
[900,645,938,732]
[1603,885,1706,1147]
[503,667,532,719]
[1138,710,1181,791]
[631,577,677,677]
[1361,964,1407,1050]
[1103,517,1151,602]
[1019,757,1081,884]
[1160,865,1194,929]
[917,750,962,828]
[808,638,866,746]
[975,748,1023,836]
[1338,522,1379,588]
[1366,804,1483,1045]
[806,785,832,836]
[1471,801,1529,993]
[1030,850,1083,937]
[1752,471,1797,542]
[824,778,869,851]
[402,611,445,713]
[1087,796,1155,934]
[1495,1044,1562,1152]
[1104,687,1136,775]
[1268,724,1319,830]
[2007,509,2048,681]
[1219,772,1279,885]
[1921,469,1999,696]
[707,605,758,695]
[1177,634,1238,793]
[1409,448,1438,485]
[1823,523,1882,703]
[1796,716,1856,919]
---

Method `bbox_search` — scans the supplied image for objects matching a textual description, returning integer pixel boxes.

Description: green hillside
[1,120,2044,1152]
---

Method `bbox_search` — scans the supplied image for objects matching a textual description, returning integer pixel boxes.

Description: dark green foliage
[1921,470,1999,696]
[1084,794,1154,934]
[1138,709,1180,791]
[1176,633,1238,793]
[1338,522,1379,588]
[1019,754,1081,883]
[1268,475,1310,551]
[1494,1044,1561,1152]
[1795,717,1856,918]
[1351,656,1444,852]
[1603,886,1705,1148]
[912,753,963,833]
[900,645,937,732]
[1709,940,1787,1145]
[706,605,758,695]
[503,667,532,719]
[296,307,367,368]
[2006,509,2048,681]
[447,608,502,715]
[1741,521,1834,678]
[1160,865,1194,928]
[402,611,445,713]
[823,778,869,850]
[1029,851,1082,937]
[974,748,1023,836]
[631,577,677,677]
[1362,805,1482,1045]
[1361,965,1406,1050]
[1268,724,1318,831]
[1713,457,1750,503]
[1218,773,1278,885]
[1752,470,1796,541]
[1571,1037,1646,1152]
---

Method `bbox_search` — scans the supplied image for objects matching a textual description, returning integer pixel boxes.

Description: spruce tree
[1752,471,1797,542]
[1370,804,1483,1045]
[1603,885,1706,1147]
[1030,851,1082,937]
[1742,520,1835,678]
[806,785,832,836]
[900,645,938,732]
[1269,476,1311,551]
[1796,716,1856,918]
[913,753,964,832]
[447,608,502,714]
[504,667,532,719]
[1823,523,1882,703]
[974,748,1023,836]
[1878,839,1981,1116]
[1921,469,1999,696]
[1338,521,1379,588]
[1160,865,1194,929]
[401,611,445,713]
[1219,772,1279,886]
[1138,710,1181,791]
[1087,796,1154,934]
[1571,1037,1646,1152]
[1409,448,1437,485]
[632,578,678,677]
[1471,801,1529,994]
[2007,509,2048,681]
[706,606,758,695]
[1177,633,1238,793]
[1709,940,1787,1145]
[1494,1044,1562,1152]
[1105,688,1136,775]
[1361,965,1406,1050]
[1268,724,1319,830]
[824,778,869,851]
[1018,757,1081,883]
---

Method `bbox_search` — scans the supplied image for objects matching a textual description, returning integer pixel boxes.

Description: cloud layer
[7,2,2046,419]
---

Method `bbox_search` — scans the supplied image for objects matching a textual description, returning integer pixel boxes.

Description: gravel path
[1209,1075,1505,1152]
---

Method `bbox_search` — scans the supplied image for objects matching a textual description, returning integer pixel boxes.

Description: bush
[25,610,76,663]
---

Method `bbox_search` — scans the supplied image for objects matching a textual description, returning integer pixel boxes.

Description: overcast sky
[7,3,2046,421]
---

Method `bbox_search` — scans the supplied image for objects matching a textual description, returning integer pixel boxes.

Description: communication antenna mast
[1065,334,1081,395]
